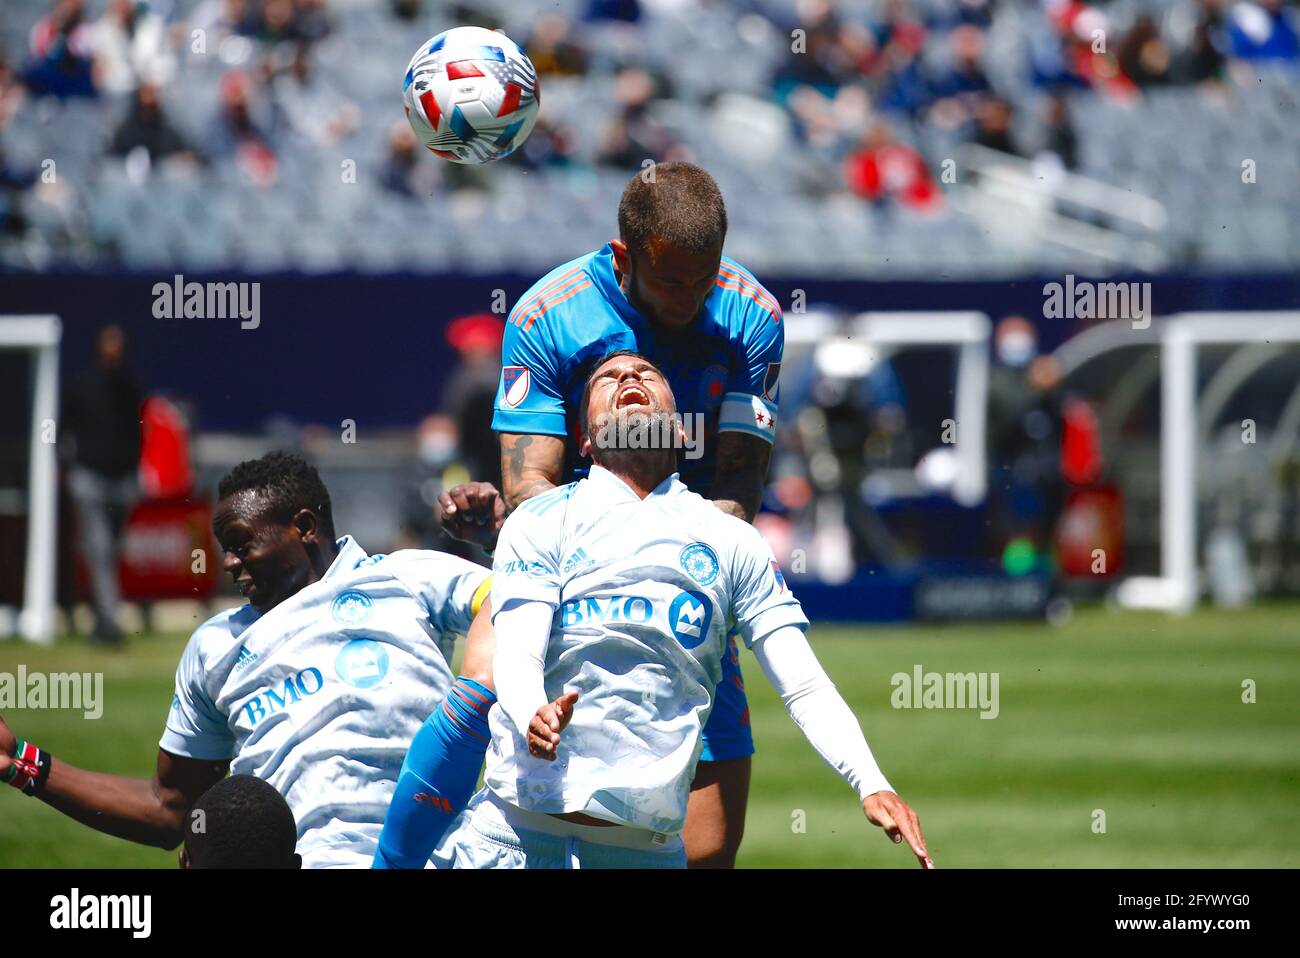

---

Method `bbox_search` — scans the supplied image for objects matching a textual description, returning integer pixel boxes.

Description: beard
[589,407,677,454]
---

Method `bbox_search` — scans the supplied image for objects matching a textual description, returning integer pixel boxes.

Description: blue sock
[373,676,495,869]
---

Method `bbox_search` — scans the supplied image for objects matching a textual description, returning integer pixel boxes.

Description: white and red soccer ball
[402,25,540,165]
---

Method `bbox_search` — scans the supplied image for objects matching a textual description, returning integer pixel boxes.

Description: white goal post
[0,316,61,643]
[1056,312,1300,613]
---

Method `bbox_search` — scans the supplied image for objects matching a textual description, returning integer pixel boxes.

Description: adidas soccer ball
[402,26,540,164]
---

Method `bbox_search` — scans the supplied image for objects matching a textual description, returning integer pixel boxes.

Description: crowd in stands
[0,0,1296,272]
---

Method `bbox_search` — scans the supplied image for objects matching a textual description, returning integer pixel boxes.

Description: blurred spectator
[986,317,1065,561]
[516,116,580,170]
[1041,91,1078,169]
[109,82,199,165]
[25,0,97,98]
[1174,1,1229,83]
[190,0,259,48]
[597,68,682,167]
[927,23,993,130]
[62,325,144,646]
[379,120,441,197]
[294,0,334,46]
[1227,0,1300,61]
[440,313,505,489]
[255,0,302,47]
[973,97,1022,156]
[526,15,590,77]
[1118,15,1174,87]
[872,1,932,117]
[843,121,942,213]
[206,70,277,184]
[392,0,423,24]
[94,0,176,95]
[269,44,359,147]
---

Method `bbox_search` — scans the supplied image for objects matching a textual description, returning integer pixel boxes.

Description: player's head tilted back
[578,350,685,476]
[214,451,339,613]
[181,774,301,869]
[612,162,727,330]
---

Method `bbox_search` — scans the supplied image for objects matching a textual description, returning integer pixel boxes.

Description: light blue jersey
[485,466,807,834]
[161,536,490,867]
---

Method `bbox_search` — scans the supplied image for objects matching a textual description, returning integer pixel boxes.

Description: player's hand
[862,790,933,869]
[438,482,506,551]
[526,691,579,761]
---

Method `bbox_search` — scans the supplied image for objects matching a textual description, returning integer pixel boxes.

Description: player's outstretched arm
[500,432,566,513]
[749,627,934,868]
[709,432,772,523]
[0,713,228,849]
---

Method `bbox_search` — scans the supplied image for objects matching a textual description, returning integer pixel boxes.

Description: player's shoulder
[714,255,782,328]
[371,547,486,578]
[507,248,611,341]
[182,604,260,671]
[510,480,581,519]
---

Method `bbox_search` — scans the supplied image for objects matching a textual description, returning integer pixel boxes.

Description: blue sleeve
[719,293,784,444]
[492,312,568,437]
[159,632,234,761]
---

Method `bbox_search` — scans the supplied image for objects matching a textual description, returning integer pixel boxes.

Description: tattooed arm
[500,432,567,513]
[709,431,773,524]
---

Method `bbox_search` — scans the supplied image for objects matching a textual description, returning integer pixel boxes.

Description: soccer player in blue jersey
[0,452,490,868]
[379,163,787,868]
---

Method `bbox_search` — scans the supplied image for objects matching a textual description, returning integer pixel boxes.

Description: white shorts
[431,789,687,869]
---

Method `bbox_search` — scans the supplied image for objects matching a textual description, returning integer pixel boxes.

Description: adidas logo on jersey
[234,645,259,672]
[562,547,595,575]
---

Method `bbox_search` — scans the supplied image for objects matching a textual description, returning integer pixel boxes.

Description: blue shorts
[699,626,754,763]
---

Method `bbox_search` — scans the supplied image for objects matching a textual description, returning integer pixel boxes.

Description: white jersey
[486,465,808,833]
[161,536,490,867]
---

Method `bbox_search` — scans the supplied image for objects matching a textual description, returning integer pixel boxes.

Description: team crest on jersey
[332,590,373,625]
[669,590,713,649]
[701,364,727,408]
[680,542,720,586]
[763,363,781,401]
[335,638,389,689]
[502,366,530,407]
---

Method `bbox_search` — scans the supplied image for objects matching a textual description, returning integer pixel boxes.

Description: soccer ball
[402,26,540,164]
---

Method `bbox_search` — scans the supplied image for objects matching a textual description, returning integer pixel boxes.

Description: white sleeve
[159,631,234,761]
[491,599,555,739]
[751,625,894,800]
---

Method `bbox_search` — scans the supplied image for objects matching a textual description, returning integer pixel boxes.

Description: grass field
[0,603,1297,868]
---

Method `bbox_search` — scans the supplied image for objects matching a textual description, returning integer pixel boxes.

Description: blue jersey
[492,243,784,494]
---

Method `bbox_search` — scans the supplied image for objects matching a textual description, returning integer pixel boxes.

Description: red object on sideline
[139,396,194,499]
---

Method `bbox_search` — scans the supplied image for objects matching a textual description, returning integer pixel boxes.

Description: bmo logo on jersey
[558,590,715,650]
[242,669,325,726]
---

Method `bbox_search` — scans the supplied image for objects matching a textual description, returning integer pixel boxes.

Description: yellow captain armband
[470,575,493,616]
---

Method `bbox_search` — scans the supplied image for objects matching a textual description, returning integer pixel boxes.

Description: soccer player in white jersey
[432,352,932,868]
[0,452,491,868]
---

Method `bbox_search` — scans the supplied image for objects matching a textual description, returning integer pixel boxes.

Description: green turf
[0,603,1297,868]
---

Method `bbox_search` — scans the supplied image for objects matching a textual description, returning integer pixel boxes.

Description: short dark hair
[184,774,298,869]
[217,451,334,538]
[617,161,727,259]
[579,350,669,442]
